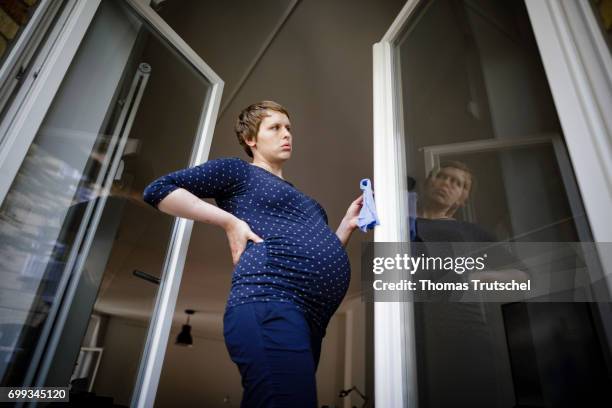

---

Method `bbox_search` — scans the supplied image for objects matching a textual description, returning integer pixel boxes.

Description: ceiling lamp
[176,309,195,347]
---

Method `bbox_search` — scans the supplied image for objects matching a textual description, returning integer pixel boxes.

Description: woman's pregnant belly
[230,219,351,329]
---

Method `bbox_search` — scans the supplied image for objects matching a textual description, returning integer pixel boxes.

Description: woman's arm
[336,195,363,247]
[157,188,235,228]
[143,158,260,265]
[157,188,262,265]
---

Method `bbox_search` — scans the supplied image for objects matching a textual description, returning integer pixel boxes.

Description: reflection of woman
[417,161,473,221]
[412,162,501,406]
[143,101,362,406]
[415,161,529,280]
[415,161,497,241]
[413,161,528,407]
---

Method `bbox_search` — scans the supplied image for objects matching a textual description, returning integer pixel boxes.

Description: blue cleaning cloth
[357,178,380,232]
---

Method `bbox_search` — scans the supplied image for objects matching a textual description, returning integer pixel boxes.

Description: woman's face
[424,167,470,210]
[247,110,292,163]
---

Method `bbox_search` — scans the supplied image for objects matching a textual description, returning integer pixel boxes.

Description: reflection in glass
[398,0,612,406]
[0,1,210,405]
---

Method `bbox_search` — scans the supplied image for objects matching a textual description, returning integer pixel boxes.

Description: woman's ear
[245,135,257,149]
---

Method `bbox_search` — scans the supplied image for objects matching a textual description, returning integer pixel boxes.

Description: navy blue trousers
[223,301,324,408]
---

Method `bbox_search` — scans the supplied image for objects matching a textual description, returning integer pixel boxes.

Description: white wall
[93,316,149,406]
[339,297,369,408]
[155,330,242,407]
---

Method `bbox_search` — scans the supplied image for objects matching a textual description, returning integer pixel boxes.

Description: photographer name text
[372,279,531,291]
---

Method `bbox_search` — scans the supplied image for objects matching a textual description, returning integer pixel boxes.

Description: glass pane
[397,0,612,406]
[0,1,211,405]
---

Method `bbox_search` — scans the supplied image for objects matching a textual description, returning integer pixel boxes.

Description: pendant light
[176,309,195,347]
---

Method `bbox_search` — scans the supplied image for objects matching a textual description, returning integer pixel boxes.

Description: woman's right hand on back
[224,217,263,266]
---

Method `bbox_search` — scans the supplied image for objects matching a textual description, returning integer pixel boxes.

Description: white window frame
[373,1,420,406]
[373,0,612,407]
[0,0,224,405]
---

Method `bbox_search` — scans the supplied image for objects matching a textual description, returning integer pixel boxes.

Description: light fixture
[176,309,195,347]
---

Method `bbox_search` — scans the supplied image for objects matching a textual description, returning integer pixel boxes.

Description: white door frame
[372,0,612,407]
[0,0,223,405]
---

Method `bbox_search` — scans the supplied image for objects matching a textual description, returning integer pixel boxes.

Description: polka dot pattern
[143,157,351,331]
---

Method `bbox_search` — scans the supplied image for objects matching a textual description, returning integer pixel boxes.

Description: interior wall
[316,314,346,407]
[93,316,148,406]
[155,328,242,407]
[340,297,368,408]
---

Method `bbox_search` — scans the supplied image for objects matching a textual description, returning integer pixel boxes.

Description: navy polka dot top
[143,157,351,331]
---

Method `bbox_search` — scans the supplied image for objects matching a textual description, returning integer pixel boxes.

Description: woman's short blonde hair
[235,100,290,158]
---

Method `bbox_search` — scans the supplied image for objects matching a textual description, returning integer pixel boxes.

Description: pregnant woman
[143,100,362,407]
